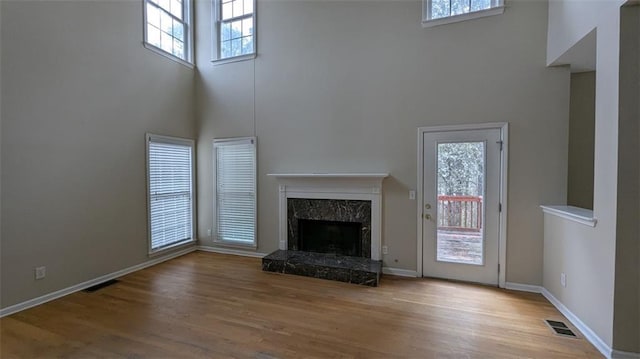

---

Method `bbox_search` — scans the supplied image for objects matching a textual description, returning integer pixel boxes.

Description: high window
[215,0,256,61]
[423,0,504,27]
[146,134,195,253]
[144,0,193,64]
[214,137,257,247]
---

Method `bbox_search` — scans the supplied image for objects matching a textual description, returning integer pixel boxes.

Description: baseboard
[505,282,542,293]
[382,267,418,277]
[0,246,196,318]
[612,350,640,359]
[197,245,268,258]
[541,287,613,359]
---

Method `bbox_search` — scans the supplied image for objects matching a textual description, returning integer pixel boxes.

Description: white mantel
[268,173,389,178]
[267,173,389,260]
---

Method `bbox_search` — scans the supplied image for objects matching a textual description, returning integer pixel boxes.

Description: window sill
[148,239,196,257]
[212,53,256,66]
[143,42,194,69]
[540,205,597,227]
[213,239,257,249]
[422,6,505,28]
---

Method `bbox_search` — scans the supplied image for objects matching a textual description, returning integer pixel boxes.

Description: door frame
[416,123,509,288]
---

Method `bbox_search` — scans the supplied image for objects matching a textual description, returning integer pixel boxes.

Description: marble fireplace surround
[288,198,371,257]
[267,173,389,261]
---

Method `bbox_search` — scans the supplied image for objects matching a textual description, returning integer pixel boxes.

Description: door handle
[423,214,432,220]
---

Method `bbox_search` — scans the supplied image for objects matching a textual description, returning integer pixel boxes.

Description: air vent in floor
[545,319,578,338]
[83,279,119,293]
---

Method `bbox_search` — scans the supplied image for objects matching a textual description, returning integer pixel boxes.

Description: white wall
[195,0,569,285]
[544,0,635,352]
[0,1,195,309]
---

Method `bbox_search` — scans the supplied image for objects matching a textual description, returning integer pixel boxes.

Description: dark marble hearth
[262,250,382,287]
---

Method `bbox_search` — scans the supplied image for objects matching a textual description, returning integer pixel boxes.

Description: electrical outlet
[560,272,567,288]
[35,266,46,280]
[382,245,388,255]
[207,228,212,236]
[409,190,416,200]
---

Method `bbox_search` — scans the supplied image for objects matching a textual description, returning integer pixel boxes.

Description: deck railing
[437,195,482,232]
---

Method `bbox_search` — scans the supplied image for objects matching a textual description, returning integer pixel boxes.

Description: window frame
[146,133,196,256]
[213,136,257,248]
[212,0,257,64]
[422,0,505,28]
[143,0,194,67]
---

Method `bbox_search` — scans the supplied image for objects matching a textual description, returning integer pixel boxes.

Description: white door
[422,129,502,285]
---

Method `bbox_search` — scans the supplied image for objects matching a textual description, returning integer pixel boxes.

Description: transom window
[423,0,504,26]
[216,0,256,60]
[144,0,192,64]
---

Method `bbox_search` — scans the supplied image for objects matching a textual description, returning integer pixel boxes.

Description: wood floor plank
[1,252,602,358]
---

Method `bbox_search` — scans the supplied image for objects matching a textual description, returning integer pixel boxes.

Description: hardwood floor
[1,252,602,358]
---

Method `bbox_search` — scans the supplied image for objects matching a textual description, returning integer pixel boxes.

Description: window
[146,134,195,253]
[215,0,256,61]
[214,137,256,247]
[423,0,504,27]
[144,0,192,64]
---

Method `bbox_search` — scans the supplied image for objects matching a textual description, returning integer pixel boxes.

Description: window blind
[148,136,194,251]
[214,137,256,246]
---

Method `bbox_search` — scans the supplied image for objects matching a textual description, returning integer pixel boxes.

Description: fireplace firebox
[298,219,362,256]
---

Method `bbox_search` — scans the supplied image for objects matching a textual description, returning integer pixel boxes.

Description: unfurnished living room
[0,0,638,357]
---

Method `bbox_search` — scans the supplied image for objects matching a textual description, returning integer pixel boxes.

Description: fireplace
[263,173,388,286]
[299,219,362,256]
[268,173,387,260]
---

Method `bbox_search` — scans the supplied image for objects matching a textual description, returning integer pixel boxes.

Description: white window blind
[147,134,195,252]
[214,137,256,246]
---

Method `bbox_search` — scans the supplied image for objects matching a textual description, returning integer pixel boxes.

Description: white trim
[382,267,419,277]
[0,246,196,318]
[612,350,640,359]
[540,205,597,227]
[505,282,542,293]
[498,124,509,288]
[417,129,424,279]
[541,288,613,359]
[197,245,268,258]
[212,53,256,66]
[143,42,195,69]
[269,174,388,260]
[416,123,509,288]
[148,239,195,257]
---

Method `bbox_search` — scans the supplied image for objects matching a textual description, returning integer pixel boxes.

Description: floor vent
[545,319,578,338]
[83,279,119,293]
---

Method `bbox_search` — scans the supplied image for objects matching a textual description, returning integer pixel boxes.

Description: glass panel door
[422,128,501,285]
